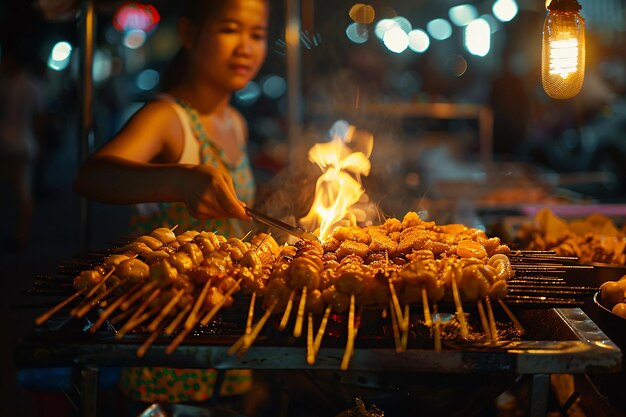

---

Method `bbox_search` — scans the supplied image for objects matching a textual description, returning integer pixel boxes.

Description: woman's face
[191,0,268,92]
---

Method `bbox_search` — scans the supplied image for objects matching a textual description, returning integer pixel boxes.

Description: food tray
[590,293,625,350]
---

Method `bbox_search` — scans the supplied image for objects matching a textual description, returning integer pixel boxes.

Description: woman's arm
[74,155,189,204]
[73,101,248,220]
[74,101,183,202]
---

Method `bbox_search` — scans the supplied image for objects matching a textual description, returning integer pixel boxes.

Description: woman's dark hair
[160,0,231,91]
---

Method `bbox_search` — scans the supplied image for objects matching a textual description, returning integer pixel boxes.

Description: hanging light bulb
[541,0,585,99]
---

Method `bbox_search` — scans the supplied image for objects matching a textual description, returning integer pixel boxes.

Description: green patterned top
[129,97,256,237]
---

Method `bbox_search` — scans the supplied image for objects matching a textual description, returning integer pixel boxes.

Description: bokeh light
[48,41,72,71]
[408,29,430,53]
[375,19,399,40]
[235,81,261,105]
[449,4,478,26]
[93,49,112,82]
[261,75,287,99]
[392,16,412,33]
[113,2,160,32]
[346,22,369,44]
[383,27,409,53]
[445,54,468,76]
[136,69,160,91]
[349,3,375,24]
[427,18,453,40]
[492,0,518,22]
[123,29,146,49]
[465,18,491,57]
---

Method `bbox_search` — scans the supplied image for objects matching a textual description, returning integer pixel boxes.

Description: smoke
[253,127,323,242]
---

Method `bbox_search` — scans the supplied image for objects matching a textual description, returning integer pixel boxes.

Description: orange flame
[300,121,373,241]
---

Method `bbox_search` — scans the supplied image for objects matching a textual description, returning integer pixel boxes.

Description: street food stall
[14,1,626,417]
[18,208,623,417]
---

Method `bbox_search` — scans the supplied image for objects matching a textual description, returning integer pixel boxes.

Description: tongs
[245,207,320,242]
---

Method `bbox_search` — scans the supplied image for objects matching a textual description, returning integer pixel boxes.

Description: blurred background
[2,0,625,247]
[1,0,625,416]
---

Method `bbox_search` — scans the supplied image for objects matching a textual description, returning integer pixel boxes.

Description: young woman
[74,0,268,237]
[74,0,269,405]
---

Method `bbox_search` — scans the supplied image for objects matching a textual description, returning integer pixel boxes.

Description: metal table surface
[16,308,621,373]
[15,307,622,417]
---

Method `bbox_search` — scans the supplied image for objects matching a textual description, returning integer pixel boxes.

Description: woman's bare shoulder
[137,98,181,119]
[120,99,184,133]
[94,99,185,162]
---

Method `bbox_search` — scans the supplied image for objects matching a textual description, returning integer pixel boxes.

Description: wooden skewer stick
[340,293,356,370]
[170,225,179,232]
[313,305,332,356]
[121,281,158,311]
[450,276,469,338]
[126,288,161,325]
[485,296,499,342]
[147,289,185,332]
[116,289,162,339]
[166,298,211,355]
[256,232,270,245]
[122,304,161,336]
[278,290,295,330]
[388,281,406,331]
[239,303,276,355]
[353,305,364,341]
[306,313,315,365]
[137,323,166,358]
[164,303,192,335]
[85,268,116,299]
[389,299,401,353]
[421,287,432,327]
[72,279,126,318]
[199,278,243,326]
[246,292,257,335]
[293,286,307,338]
[350,305,365,359]
[89,282,143,333]
[400,304,410,353]
[254,232,272,249]
[228,328,249,356]
[433,303,442,352]
[109,304,137,325]
[166,317,197,354]
[35,288,87,326]
[497,298,525,334]
[185,278,212,330]
[229,301,277,357]
[477,299,492,343]
[241,230,253,241]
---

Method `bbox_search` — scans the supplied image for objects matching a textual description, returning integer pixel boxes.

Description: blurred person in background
[0,42,45,251]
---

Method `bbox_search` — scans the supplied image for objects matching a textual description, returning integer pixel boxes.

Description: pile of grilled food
[36,211,529,369]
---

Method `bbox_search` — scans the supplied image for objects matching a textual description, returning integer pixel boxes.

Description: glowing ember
[300,121,373,241]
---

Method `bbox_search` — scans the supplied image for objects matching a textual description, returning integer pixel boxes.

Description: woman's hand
[181,164,249,220]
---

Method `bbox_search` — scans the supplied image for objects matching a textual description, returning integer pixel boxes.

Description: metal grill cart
[15,305,621,417]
